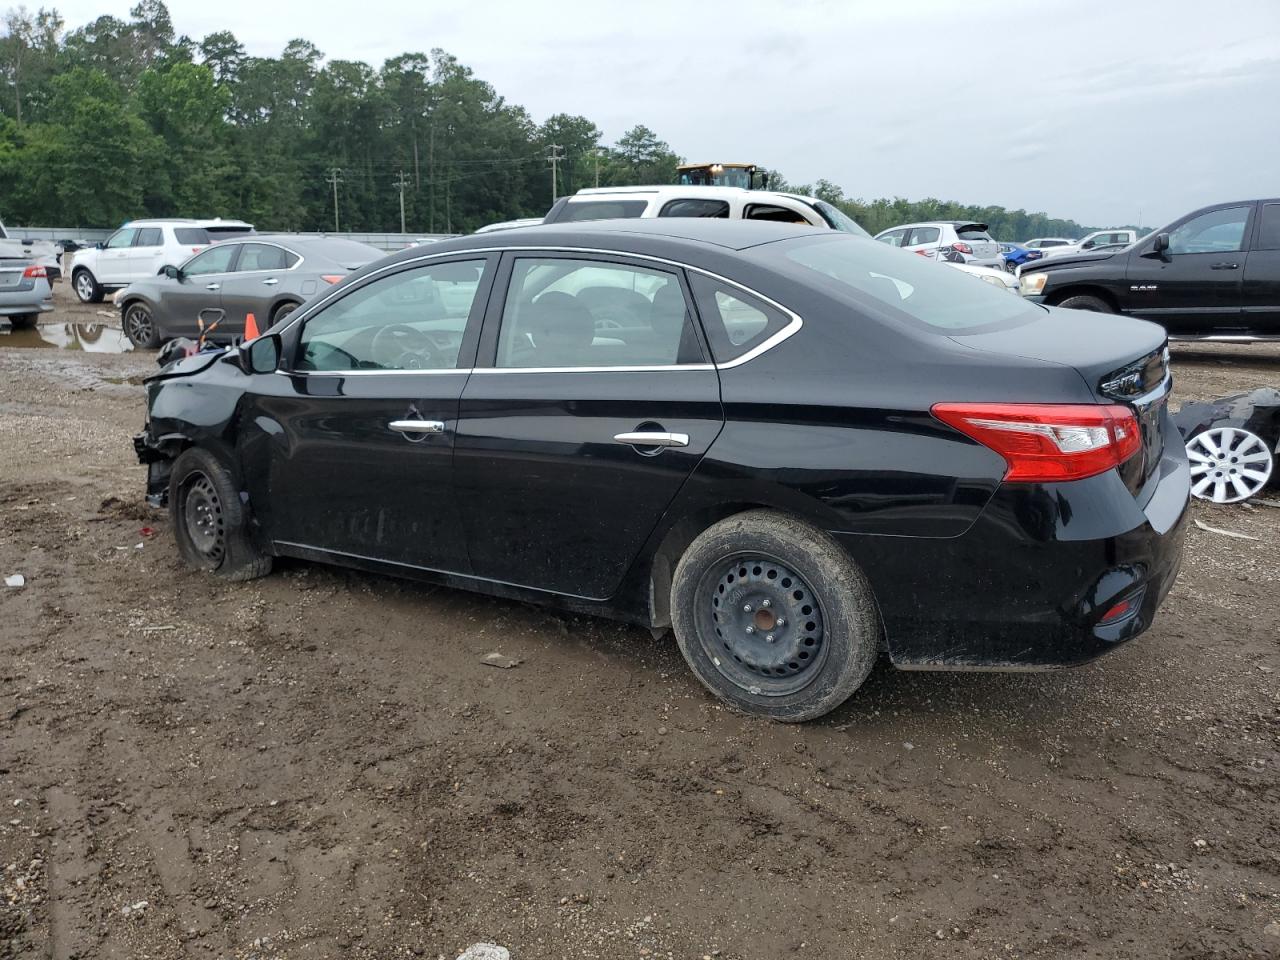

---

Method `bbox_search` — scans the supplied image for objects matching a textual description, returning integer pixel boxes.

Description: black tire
[72,268,104,304]
[1005,260,1018,274]
[169,447,272,582]
[6,313,38,329]
[671,509,880,722]
[1055,294,1113,313]
[270,301,300,325]
[122,301,162,349]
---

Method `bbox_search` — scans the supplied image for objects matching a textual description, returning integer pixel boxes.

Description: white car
[542,186,870,235]
[947,261,1020,294]
[1022,237,1077,254]
[1035,228,1141,259]
[69,218,254,303]
[873,221,1004,269]
[475,218,545,234]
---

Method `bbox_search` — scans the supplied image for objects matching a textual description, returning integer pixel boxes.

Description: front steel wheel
[671,510,880,722]
[1187,427,1274,503]
[169,448,272,581]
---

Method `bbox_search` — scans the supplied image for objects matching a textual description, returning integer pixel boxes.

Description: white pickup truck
[1040,229,1140,259]
[0,220,62,280]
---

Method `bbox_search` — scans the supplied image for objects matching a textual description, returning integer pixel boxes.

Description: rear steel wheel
[699,555,828,697]
[123,302,160,348]
[1186,427,1273,503]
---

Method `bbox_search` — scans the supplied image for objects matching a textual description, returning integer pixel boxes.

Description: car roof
[123,218,254,228]
[569,185,823,204]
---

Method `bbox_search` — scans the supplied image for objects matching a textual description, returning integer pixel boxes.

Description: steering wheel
[370,324,436,369]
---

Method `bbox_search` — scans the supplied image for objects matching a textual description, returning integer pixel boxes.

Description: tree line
[0,2,1101,240]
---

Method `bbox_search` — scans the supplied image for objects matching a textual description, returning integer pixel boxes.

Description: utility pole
[325,168,343,233]
[395,171,411,234]
[594,148,601,188]
[546,144,564,204]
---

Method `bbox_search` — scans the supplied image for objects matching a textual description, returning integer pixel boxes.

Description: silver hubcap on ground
[1186,427,1273,503]
[75,274,94,301]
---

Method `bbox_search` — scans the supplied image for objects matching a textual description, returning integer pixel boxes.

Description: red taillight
[22,265,46,278]
[951,241,973,255]
[913,249,930,256]
[320,274,344,285]
[931,402,1142,482]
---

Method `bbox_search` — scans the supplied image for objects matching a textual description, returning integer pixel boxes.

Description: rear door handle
[262,278,279,285]
[206,283,220,290]
[613,431,689,448]
[389,419,445,435]
[1210,262,1239,270]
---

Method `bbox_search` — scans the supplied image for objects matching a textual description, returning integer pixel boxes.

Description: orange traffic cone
[244,312,260,341]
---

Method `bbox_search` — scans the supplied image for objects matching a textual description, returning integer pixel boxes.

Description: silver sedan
[117,235,383,348]
[0,261,54,328]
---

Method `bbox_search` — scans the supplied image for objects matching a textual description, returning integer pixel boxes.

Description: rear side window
[782,234,1038,333]
[134,227,163,246]
[553,200,649,223]
[906,226,940,245]
[174,228,209,244]
[236,243,295,271]
[688,273,791,363]
[659,198,729,218]
[1255,203,1280,250]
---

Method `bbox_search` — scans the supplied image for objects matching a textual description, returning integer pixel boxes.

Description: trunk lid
[0,260,29,291]
[954,223,1001,261]
[950,307,1171,494]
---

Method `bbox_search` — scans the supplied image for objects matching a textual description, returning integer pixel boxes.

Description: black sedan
[1020,198,1280,339]
[118,235,383,348]
[134,219,1189,721]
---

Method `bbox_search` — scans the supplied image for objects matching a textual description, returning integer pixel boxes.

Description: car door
[903,225,942,260]
[124,226,165,282]
[161,243,241,338]
[240,255,496,574]
[453,252,724,600]
[219,241,298,334]
[1242,201,1280,334]
[1123,203,1253,333]
[96,227,137,284]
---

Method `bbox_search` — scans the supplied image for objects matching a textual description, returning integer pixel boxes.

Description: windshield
[781,234,1041,333]
[810,200,871,237]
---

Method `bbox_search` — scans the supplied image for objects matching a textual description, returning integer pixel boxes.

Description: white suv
[542,186,870,235]
[873,221,1004,268]
[69,218,254,303]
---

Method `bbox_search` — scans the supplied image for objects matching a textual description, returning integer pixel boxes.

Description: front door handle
[262,278,279,285]
[206,282,220,290]
[389,419,445,435]
[1210,262,1239,270]
[613,431,689,448]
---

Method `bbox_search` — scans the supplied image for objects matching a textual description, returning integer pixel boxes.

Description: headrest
[526,292,595,347]
[649,281,688,334]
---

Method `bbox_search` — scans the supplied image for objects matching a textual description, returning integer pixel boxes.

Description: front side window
[782,233,1039,333]
[297,260,486,372]
[236,243,295,271]
[659,198,730,219]
[496,257,701,368]
[688,273,791,363]
[183,245,238,276]
[553,200,649,223]
[105,228,137,249]
[1167,206,1250,255]
[745,203,813,225]
[134,227,163,247]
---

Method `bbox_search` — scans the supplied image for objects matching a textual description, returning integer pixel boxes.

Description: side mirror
[1152,233,1170,254]
[95,241,105,250]
[238,334,281,375]
[1081,240,1095,249]
[161,264,182,280]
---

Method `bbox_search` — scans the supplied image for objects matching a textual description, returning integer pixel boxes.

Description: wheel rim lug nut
[743,603,753,612]
[776,618,786,627]
[761,599,771,608]
[765,634,775,643]
[745,626,755,635]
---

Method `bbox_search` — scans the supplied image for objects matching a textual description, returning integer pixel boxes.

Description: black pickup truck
[1021,198,1280,340]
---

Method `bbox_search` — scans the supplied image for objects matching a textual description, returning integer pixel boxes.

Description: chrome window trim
[278,245,803,374]
[231,240,306,274]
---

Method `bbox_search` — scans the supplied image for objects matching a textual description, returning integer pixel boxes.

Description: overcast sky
[57,0,1280,227]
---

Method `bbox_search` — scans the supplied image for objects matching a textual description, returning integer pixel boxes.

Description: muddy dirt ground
[1,290,1278,960]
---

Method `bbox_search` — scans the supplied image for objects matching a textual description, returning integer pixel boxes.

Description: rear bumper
[833,441,1190,669]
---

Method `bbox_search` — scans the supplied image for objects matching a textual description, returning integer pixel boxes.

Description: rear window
[781,234,1041,333]
[554,200,649,223]
[956,226,993,241]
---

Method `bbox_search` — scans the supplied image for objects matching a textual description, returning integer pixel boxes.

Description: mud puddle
[0,321,134,353]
